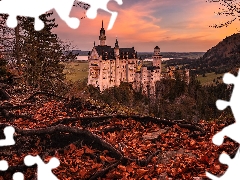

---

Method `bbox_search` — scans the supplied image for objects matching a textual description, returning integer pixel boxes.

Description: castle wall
[87,22,169,95]
[133,72,141,91]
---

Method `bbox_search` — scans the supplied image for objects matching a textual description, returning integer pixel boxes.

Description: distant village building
[87,21,189,95]
[66,50,89,61]
[166,66,190,84]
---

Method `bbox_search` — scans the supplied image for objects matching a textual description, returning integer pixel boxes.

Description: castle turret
[114,37,120,86]
[99,20,106,46]
[114,37,119,57]
[153,46,162,67]
[152,46,162,88]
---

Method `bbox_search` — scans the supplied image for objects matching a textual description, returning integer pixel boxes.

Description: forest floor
[0,85,237,180]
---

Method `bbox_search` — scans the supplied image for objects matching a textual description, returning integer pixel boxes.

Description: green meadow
[62,61,89,82]
[197,72,224,86]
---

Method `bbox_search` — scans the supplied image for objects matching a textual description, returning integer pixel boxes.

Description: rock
[142,129,167,140]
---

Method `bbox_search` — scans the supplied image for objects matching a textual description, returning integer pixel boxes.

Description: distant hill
[200,33,240,74]
[203,33,240,60]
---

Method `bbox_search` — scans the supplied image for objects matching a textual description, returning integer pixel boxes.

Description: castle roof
[94,45,137,60]
[93,21,138,60]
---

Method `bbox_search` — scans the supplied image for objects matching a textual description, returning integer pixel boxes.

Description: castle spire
[99,20,106,46]
[115,37,119,48]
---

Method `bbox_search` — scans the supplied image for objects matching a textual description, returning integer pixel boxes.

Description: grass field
[197,72,224,86]
[62,61,89,82]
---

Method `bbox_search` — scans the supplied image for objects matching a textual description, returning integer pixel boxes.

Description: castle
[87,21,163,95]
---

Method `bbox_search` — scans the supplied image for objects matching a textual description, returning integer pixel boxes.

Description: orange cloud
[52,0,240,52]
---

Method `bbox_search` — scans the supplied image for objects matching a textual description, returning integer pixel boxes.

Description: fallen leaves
[0,92,237,179]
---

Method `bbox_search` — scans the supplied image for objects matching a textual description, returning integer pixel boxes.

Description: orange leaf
[69,143,76,151]
[100,155,108,162]
[79,168,88,178]
[137,169,148,176]
[75,149,84,156]
[126,165,134,173]
[85,147,94,154]
[118,165,126,172]
[92,163,102,169]
[105,156,116,163]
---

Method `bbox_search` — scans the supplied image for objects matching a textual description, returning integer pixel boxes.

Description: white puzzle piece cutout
[0,160,8,171]
[0,126,15,146]
[12,172,24,180]
[24,155,60,180]
[212,71,240,145]
[0,126,15,173]
[83,0,123,30]
[0,0,123,31]
[206,150,240,179]
[206,69,240,179]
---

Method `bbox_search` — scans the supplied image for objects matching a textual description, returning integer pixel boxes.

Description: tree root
[24,91,68,102]
[0,104,33,110]
[14,124,123,159]
[89,160,121,180]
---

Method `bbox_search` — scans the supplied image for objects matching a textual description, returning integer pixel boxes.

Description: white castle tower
[153,46,162,67]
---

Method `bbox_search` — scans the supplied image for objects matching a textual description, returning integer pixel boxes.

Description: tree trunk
[14,24,21,74]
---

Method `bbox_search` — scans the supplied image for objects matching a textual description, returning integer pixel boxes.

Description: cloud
[52,0,240,52]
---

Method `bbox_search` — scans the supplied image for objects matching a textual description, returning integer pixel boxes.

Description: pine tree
[21,12,65,92]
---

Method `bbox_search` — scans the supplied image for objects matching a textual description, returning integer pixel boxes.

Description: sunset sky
[52,0,239,52]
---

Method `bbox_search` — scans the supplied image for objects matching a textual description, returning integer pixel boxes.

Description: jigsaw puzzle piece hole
[223,73,236,84]
[24,155,36,166]
[0,160,8,171]
[4,126,15,135]
[206,172,219,180]
[107,0,123,12]
[34,18,45,31]
[48,157,60,168]
[13,172,24,180]
[86,8,97,19]
[212,132,224,146]
[6,16,18,28]
[67,17,80,29]
[219,153,231,165]
[107,11,117,30]
[216,100,229,110]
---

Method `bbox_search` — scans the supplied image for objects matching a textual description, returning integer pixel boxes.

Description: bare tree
[207,0,240,28]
